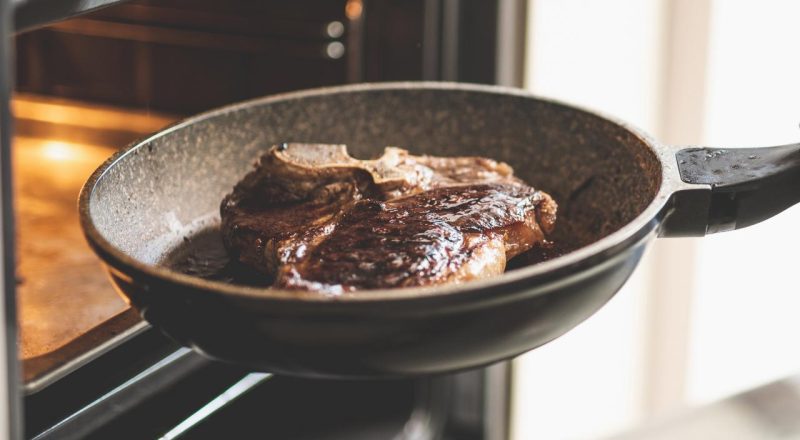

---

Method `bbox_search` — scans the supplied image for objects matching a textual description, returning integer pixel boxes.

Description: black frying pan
[79,83,800,378]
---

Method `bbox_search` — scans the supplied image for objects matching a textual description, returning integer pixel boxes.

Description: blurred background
[513,0,800,438]
[8,0,800,439]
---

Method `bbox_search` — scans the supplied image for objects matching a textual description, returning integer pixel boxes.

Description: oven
[0,1,526,438]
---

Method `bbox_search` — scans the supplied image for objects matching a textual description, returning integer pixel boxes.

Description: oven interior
[13,1,515,439]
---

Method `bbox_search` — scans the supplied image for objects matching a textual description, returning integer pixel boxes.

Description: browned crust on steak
[221,144,557,294]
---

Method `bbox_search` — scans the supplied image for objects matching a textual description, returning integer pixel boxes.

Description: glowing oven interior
[14,95,176,362]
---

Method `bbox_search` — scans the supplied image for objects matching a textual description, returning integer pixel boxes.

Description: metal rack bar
[158,372,272,440]
[31,348,208,440]
[13,0,130,32]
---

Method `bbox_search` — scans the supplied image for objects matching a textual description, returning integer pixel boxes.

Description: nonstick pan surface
[79,82,800,377]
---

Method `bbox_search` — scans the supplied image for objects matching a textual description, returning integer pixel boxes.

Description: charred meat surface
[221,144,557,294]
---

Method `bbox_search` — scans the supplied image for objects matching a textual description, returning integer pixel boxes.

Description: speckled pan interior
[88,84,662,270]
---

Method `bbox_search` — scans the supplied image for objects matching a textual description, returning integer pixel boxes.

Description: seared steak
[221,143,556,294]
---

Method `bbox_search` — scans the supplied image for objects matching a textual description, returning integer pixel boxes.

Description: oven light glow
[40,141,76,162]
[345,0,362,20]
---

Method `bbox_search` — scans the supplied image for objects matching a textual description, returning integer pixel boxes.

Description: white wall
[687,0,800,405]
[513,1,800,439]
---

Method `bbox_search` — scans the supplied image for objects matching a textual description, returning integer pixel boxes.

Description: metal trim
[484,362,511,440]
[23,310,148,394]
[440,0,459,81]
[495,0,526,87]
[1,0,23,436]
[422,0,441,80]
[13,0,131,33]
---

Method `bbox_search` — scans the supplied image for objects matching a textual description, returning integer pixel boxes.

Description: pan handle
[662,142,800,236]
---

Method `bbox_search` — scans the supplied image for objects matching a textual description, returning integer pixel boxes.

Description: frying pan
[79,82,800,378]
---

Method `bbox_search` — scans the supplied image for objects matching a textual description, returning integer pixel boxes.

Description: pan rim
[78,81,675,303]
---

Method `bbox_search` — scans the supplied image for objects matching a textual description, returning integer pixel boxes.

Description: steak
[221,143,557,294]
